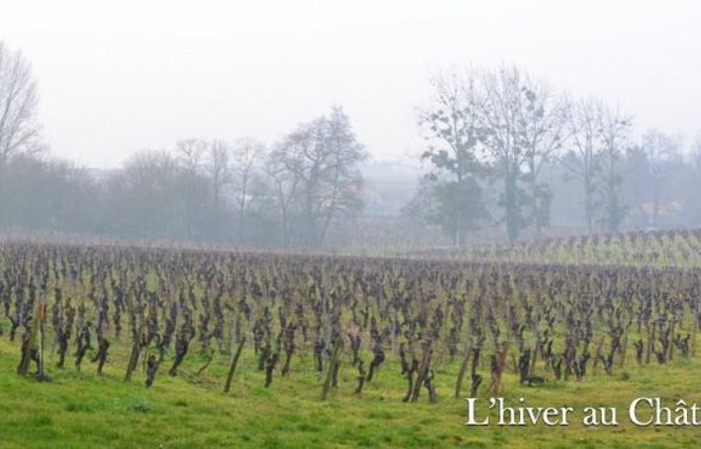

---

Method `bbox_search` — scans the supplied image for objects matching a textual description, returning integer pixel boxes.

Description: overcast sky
[1,0,700,168]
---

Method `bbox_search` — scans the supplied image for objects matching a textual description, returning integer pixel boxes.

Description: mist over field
[3,3,701,449]
[1,1,701,250]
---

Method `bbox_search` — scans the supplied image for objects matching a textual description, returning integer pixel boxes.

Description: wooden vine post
[224,337,246,393]
[488,341,509,396]
[321,339,342,401]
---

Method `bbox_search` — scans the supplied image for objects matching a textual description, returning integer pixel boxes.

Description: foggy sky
[1,0,700,168]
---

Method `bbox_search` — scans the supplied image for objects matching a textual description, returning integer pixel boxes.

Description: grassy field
[2,233,701,448]
[2,337,701,449]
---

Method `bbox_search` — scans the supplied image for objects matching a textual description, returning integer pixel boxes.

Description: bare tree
[208,140,233,207]
[269,107,366,247]
[417,69,488,246]
[110,150,183,238]
[640,129,680,227]
[416,65,566,242]
[232,138,265,243]
[317,107,367,245]
[598,105,632,232]
[518,77,566,235]
[175,138,208,238]
[269,120,321,246]
[562,98,604,233]
[477,66,541,242]
[176,138,207,176]
[266,147,300,246]
[0,42,42,165]
[0,154,100,232]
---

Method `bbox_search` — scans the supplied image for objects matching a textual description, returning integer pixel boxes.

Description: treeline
[3,40,701,248]
[0,41,370,247]
[406,66,701,245]
[0,108,366,247]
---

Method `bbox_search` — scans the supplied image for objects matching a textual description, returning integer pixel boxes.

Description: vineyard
[2,231,701,448]
[467,229,701,267]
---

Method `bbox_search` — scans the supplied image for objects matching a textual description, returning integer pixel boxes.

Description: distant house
[631,200,682,226]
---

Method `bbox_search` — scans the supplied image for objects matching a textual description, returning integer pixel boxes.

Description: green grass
[2,340,701,448]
